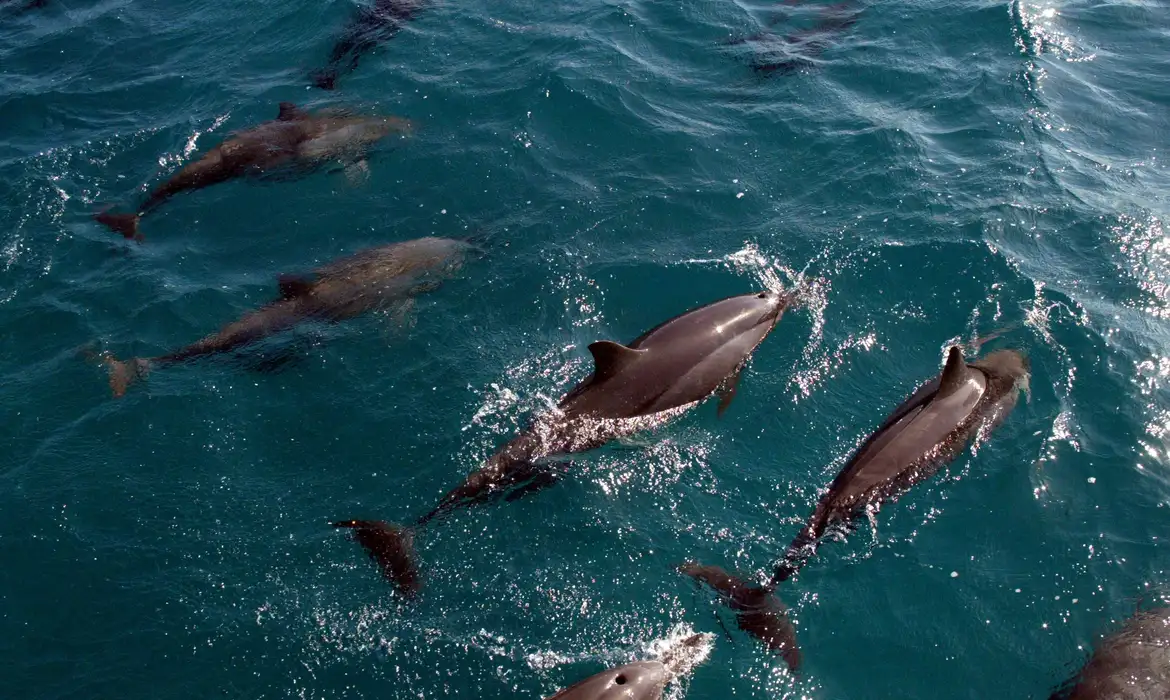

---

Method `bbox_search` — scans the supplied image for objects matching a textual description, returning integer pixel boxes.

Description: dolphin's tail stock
[102,355,149,398]
[94,210,143,242]
[772,503,830,583]
[312,68,339,90]
[331,519,421,596]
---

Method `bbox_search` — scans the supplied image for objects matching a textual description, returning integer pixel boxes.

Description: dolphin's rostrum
[101,236,471,397]
[682,345,1029,663]
[94,102,411,240]
[335,290,793,591]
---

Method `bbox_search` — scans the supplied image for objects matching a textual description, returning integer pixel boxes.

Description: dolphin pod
[94,102,411,241]
[544,633,711,700]
[681,346,1029,668]
[59,2,1147,697]
[102,236,471,397]
[1049,607,1170,699]
[333,290,792,592]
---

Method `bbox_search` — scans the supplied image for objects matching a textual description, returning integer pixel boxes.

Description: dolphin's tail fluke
[94,211,143,241]
[678,561,802,672]
[331,519,421,596]
[103,355,149,398]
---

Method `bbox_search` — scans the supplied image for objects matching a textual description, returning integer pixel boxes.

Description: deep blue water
[3,0,1170,698]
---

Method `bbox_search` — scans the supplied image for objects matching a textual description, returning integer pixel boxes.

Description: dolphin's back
[827,369,987,509]
[1052,608,1170,699]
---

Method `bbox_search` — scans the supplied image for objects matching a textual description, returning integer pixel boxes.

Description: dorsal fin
[278,274,315,300]
[277,102,305,121]
[937,346,970,398]
[587,341,646,382]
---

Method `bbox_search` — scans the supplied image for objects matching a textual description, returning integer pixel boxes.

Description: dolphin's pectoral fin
[344,159,371,186]
[717,365,744,418]
[277,274,316,300]
[937,345,969,398]
[277,102,306,121]
[587,340,647,382]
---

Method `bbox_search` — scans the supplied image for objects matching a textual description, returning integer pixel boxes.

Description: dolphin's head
[707,289,789,339]
[972,348,1031,403]
[297,114,413,161]
[972,348,1029,385]
[545,661,668,700]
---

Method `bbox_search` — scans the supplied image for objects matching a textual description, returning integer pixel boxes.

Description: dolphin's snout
[754,290,787,326]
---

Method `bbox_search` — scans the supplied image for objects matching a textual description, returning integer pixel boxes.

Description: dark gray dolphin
[94,102,412,240]
[335,290,793,592]
[100,236,470,397]
[726,2,860,75]
[312,0,426,90]
[773,345,1029,581]
[1050,607,1170,699]
[681,346,1028,664]
[544,633,711,700]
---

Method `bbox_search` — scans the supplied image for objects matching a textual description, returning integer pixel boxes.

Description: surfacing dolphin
[682,345,1028,662]
[94,102,412,241]
[775,345,1029,580]
[1049,607,1170,699]
[312,0,426,90]
[334,290,794,591]
[544,632,713,700]
[100,237,471,397]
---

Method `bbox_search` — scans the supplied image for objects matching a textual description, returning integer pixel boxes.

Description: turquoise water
[2,0,1169,697]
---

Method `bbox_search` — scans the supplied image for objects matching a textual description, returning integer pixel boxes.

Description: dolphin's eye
[614,675,628,685]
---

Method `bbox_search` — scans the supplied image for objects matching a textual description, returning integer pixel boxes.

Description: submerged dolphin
[312,0,425,90]
[334,290,793,591]
[101,236,470,397]
[682,346,1028,661]
[727,2,860,75]
[544,633,712,700]
[1050,607,1170,699]
[94,102,412,240]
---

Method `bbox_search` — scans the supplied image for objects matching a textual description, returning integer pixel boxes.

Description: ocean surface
[2,0,1169,698]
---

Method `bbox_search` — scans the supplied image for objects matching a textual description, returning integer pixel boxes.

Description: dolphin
[726,3,860,75]
[94,102,412,240]
[681,346,1028,661]
[544,633,712,700]
[100,236,470,397]
[312,0,426,90]
[334,290,793,591]
[1050,607,1170,699]
[773,346,1029,581]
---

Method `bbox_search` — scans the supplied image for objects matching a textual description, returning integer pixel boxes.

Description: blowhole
[757,293,768,299]
[614,675,627,685]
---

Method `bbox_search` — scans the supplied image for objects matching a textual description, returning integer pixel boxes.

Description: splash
[157,113,231,171]
[1011,0,1095,63]
[1113,213,1170,320]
